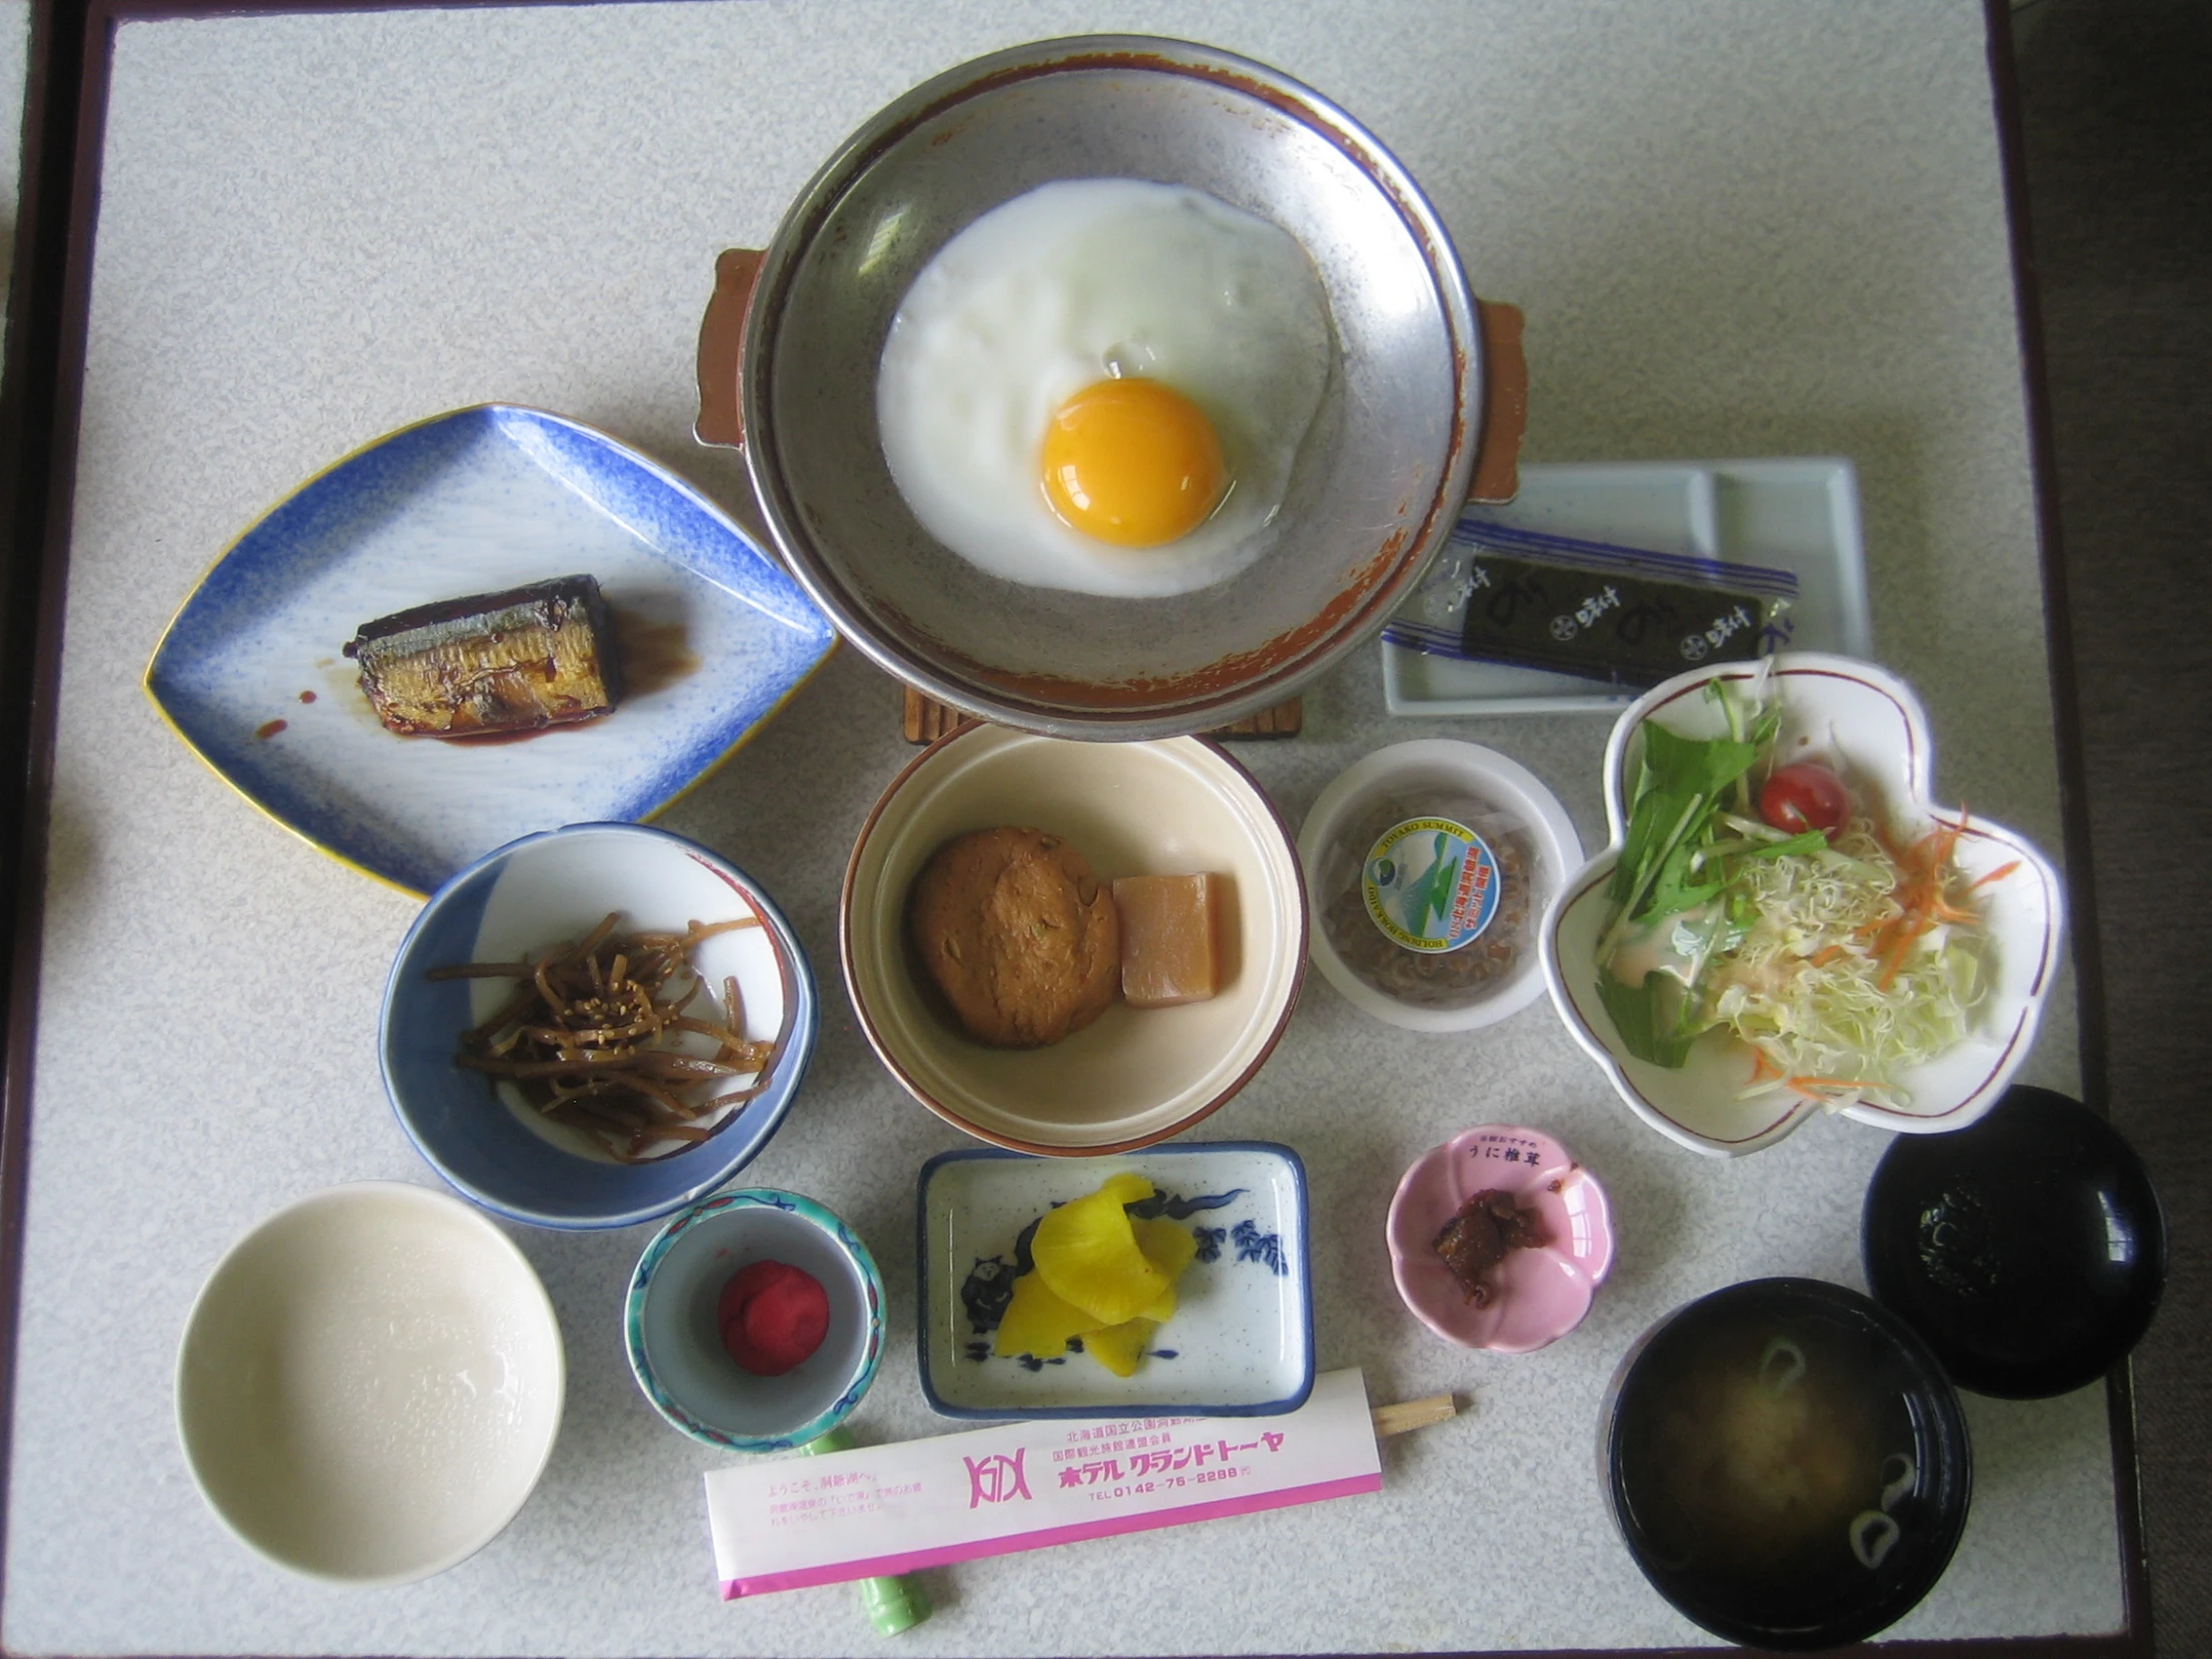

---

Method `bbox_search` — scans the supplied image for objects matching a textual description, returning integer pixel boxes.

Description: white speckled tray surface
[4,3,2120,1656]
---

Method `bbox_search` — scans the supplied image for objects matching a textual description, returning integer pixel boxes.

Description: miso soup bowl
[1601,1278,1971,1651]
[695,34,1526,740]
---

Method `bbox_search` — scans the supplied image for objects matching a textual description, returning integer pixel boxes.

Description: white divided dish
[918,1143,1314,1418]
[1383,458,1874,716]
[175,1183,565,1585]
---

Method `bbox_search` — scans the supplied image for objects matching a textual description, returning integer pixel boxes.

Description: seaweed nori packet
[1385,520,1799,688]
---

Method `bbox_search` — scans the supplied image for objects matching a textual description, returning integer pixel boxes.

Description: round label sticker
[1362,817,1502,953]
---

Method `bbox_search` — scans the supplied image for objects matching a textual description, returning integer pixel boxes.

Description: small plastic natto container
[1298,741,1580,1031]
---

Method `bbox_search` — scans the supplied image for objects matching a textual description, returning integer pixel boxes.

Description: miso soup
[1610,1286,1948,1640]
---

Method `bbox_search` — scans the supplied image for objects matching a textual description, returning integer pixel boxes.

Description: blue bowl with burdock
[1601,1278,1971,1651]
[1862,1084,2166,1399]
[380,823,818,1230]
[916,1142,1315,1418]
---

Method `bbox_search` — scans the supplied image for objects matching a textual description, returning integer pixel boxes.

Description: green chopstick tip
[800,1425,932,1635]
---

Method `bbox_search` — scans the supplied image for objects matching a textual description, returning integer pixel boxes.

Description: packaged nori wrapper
[1383,521,1799,688]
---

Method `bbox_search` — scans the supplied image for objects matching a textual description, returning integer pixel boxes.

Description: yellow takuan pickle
[992,1274,1103,1362]
[1082,1318,1160,1378]
[995,1174,1202,1377]
[1031,1174,1170,1325]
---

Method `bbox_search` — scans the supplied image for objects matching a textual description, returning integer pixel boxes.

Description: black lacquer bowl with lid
[1862,1083,2167,1398]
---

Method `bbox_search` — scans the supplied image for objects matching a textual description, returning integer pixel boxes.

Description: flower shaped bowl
[1386,1126,1614,1353]
[1539,654,2063,1157]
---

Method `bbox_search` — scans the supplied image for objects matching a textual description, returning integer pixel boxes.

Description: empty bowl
[1386,1126,1613,1353]
[380,822,819,1229]
[697,35,1523,739]
[842,722,1306,1154]
[176,1182,565,1585]
[1862,1084,2166,1398]
[1602,1278,1971,1650]
[625,1189,884,1451]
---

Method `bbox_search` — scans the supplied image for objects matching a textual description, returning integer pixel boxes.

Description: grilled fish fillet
[344,574,623,737]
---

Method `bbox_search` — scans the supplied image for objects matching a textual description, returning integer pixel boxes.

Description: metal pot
[697,35,1525,740]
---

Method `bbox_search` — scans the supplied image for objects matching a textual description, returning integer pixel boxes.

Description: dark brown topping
[433,911,785,1164]
[1433,1189,1548,1307]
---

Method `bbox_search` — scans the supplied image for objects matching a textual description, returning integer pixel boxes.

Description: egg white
[875,179,1335,599]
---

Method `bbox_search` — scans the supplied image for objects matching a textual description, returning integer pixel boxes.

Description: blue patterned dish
[626,1190,885,1452]
[144,404,836,895]
[380,823,818,1231]
[918,1142,1314,1418]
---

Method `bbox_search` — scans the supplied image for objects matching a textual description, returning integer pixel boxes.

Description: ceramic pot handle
[696,248,766,449]
[1467,299,1527,505]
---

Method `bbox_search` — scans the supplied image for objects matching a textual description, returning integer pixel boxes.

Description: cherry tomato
[1760,762,1852,837]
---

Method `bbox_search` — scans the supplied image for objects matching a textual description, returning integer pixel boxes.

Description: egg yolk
[1040,378,1227,548]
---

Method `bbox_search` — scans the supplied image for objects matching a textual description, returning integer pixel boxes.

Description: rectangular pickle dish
[918,1143,1315,1418]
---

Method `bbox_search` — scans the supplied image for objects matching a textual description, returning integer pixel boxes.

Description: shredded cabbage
[1698,818,1984,1109]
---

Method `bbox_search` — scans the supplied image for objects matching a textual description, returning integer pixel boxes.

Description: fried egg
[875,179,1335,599]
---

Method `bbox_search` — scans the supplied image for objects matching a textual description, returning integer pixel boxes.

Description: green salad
[1594,677,2006,1109]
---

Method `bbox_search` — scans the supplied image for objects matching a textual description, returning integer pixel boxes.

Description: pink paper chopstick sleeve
[704,1369,1382,1598]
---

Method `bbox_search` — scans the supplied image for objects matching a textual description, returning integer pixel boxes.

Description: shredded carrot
[1864,812,1991,990]
[1787,1073,1884,1101]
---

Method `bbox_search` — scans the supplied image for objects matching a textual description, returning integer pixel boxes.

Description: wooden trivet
[901,687,1303,744]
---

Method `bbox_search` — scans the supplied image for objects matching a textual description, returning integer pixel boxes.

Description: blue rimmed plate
[145,404,836,895]
[379,822,819,1232]
[918,1142,1314,1418]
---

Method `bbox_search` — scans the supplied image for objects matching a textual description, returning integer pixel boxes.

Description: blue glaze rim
[914,1141,1317,1419]
[143,403,837,897]
[378,822,819,1231]
[624,1189,886,1453]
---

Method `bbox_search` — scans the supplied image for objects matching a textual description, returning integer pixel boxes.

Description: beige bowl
[843,725,1306,1153]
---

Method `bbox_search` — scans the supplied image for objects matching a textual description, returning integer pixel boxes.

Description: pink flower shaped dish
[1387,1126,1614,1353]
[1540,654,2065,1158]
